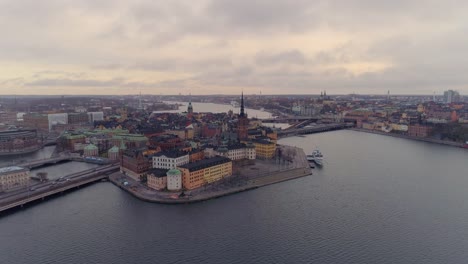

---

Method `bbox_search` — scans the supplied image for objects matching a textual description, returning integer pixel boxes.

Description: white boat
[231,101,240,107]
[307,149,323,166]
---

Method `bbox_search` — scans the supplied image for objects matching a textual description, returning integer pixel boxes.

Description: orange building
[189,148,205,162]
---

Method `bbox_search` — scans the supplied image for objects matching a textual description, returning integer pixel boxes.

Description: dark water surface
[1,130,468,264]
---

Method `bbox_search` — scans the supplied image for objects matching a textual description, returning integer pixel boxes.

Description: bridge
[261,116,321,123]
[0,165,119,213]
[17,156,77,169]
[10,155,112,169]
[277,123,354,137]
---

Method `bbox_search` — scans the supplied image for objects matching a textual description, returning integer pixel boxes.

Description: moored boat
[307,149,324,166]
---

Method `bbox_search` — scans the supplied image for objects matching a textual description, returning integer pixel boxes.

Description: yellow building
[178,156,232,190]
[253,140,276,159]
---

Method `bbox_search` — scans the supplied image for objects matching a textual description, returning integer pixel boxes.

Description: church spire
[240,91,245,117]
[187,93,193,114]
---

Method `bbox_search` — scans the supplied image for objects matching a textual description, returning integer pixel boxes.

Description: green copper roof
[167,169,181,176]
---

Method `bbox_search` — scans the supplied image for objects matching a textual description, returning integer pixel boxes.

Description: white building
[0,166,30,191]
[166,169,182,191]
[152,151,189,169]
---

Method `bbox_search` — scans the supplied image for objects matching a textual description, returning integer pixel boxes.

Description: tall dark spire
[240,92,245,117]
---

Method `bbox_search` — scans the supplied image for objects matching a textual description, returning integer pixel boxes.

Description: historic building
[147,168,168,191]
[179,156,232,190]
[152,151,189,170]
[0,129,41,156]
[215,143,256,161]
[120,149,150,181]
[187,96,194,119]
[0,166,30,191]
[167,169,182,191]
[237,92,249,141]
[253,139,277,159]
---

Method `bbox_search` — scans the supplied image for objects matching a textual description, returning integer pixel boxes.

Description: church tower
[187,94,193,119]
[237,92,249,141]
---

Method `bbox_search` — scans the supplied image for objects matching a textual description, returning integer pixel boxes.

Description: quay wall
[109,166,311,204]
[351,128,465,148]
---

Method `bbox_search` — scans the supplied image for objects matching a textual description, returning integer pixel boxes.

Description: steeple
[240,92,245,117]
[187,93,193,113]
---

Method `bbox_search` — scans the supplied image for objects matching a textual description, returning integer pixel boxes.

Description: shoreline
[109,145,312,204]
[109,167,311,204]
[351,128,466,148]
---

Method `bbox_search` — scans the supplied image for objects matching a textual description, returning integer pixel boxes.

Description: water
[31,161,100,181]
[156,101,273,119]
[1,130,468,263]
[0,146,56,167]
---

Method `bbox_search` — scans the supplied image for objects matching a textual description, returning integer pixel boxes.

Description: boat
[231,101,240,108]
[307,149,324,166]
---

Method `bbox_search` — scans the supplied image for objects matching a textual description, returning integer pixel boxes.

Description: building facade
[0,129,41,156]
[120,149,150,181]
[167,169,182,191]
[147,168,168,191]
[179,156,232,190]
[152,151,189,169]
[0,166,30,191]
[253,139,276,159]
[215,143,256,161]
[408,124,433,138]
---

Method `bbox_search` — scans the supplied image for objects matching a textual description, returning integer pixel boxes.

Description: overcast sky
[1,0,467,95]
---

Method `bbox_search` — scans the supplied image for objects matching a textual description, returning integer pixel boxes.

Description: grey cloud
[26,78,126,87]
[255,50,308,66]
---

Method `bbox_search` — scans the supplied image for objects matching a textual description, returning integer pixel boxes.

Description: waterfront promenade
[351,128,465,148]
[109,145,312,204]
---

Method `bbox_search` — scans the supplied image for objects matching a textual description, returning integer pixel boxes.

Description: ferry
[307,149,324,166]
[231,101,240,108]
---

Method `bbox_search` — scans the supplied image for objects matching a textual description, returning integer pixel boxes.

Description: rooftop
[154,150,188,158]
[179,156,231,171]
[147,168,168,177]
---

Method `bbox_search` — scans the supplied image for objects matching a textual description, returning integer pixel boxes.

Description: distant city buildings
[444,90,461,104]
[0,129,41,155]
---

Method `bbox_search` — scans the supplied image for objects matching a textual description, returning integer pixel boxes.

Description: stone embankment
[351,128,465,148]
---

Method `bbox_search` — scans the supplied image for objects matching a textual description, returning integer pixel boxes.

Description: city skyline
[1,1,468,95]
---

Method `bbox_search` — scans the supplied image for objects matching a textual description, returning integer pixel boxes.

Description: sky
[0,0,468,96]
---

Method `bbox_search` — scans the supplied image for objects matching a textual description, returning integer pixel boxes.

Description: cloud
[26,78,126,87]
[1,0,468,95]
